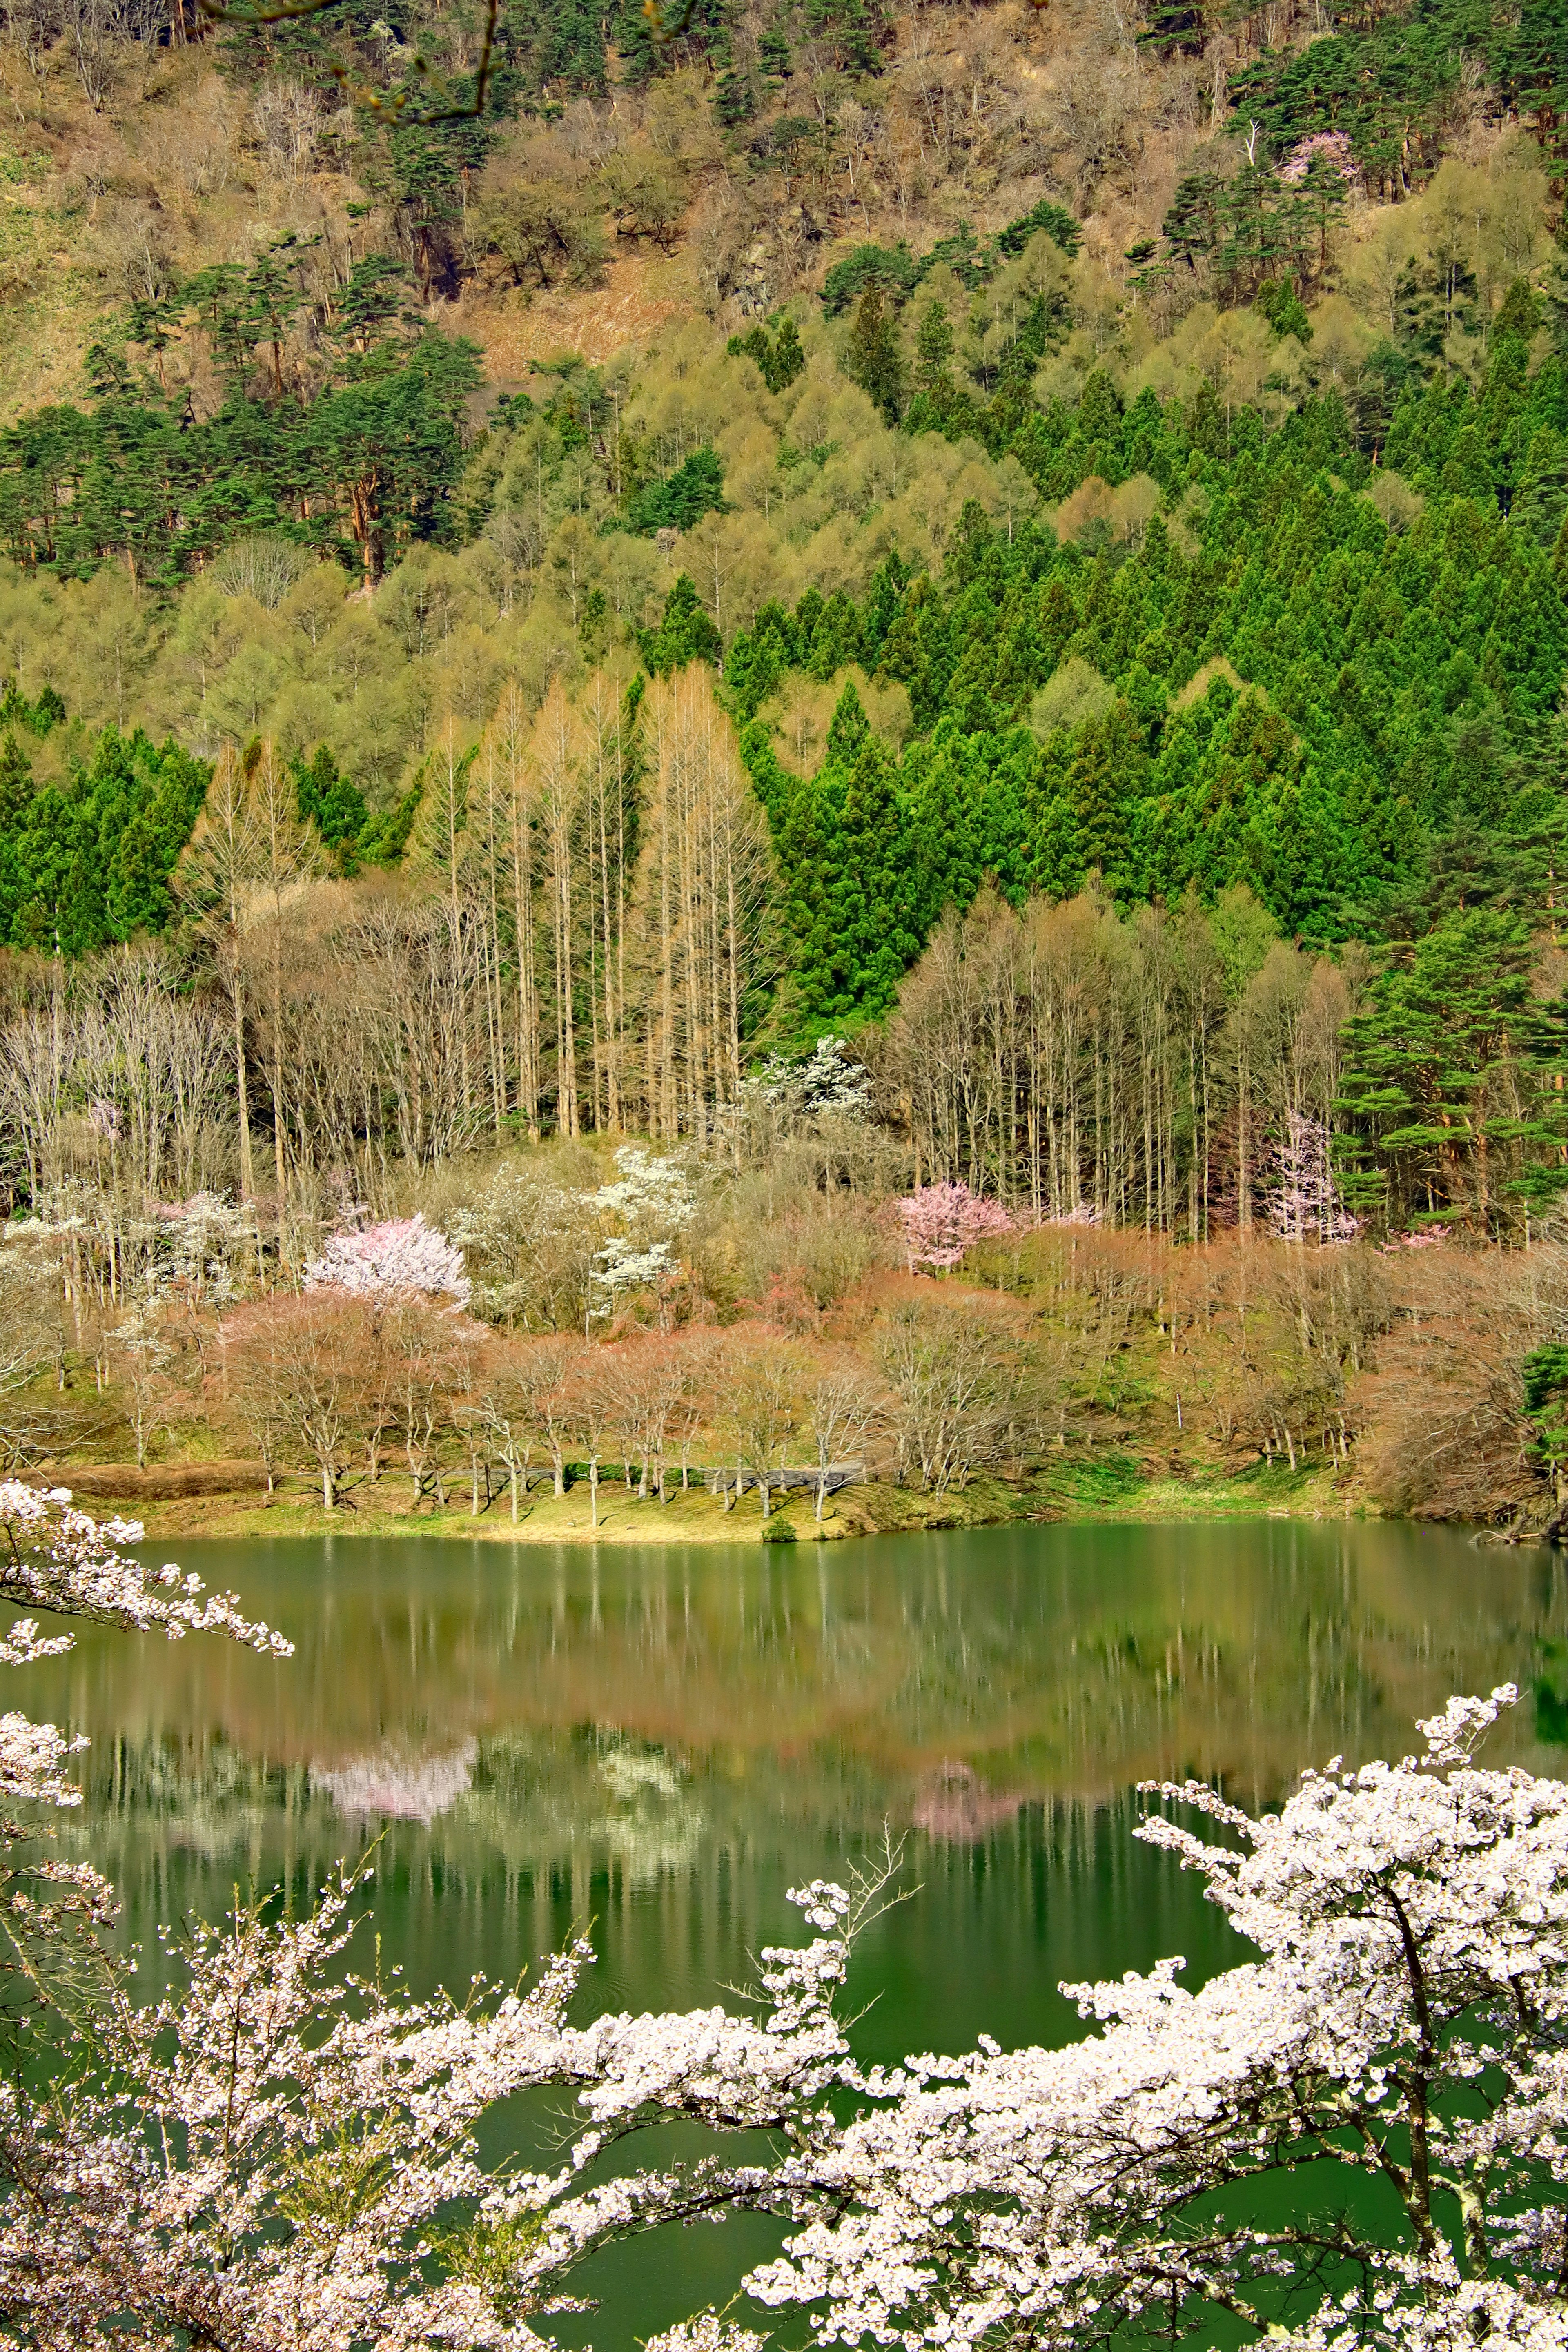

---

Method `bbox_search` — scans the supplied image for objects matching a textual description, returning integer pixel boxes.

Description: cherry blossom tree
[1267,1109,1359,1245]
[0,1483,290,1661]
[1280,127,1359,183]
[898,1180,1014,1271]
[304,1213,472,1306]
[745,1684,1568,2352]
[0,1484,290,2056]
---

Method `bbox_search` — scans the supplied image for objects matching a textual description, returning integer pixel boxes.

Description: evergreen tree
[844,286,904,423]
[641,576,724,675]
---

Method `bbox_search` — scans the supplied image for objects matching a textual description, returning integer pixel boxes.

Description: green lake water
[22,1519,1568,2343]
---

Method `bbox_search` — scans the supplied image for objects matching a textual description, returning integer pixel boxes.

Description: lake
[24,1518,1568,2344]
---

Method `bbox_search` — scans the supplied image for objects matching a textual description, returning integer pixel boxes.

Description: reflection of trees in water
[58,1714,1232,2047]
[314,1742,478,1825]
[32,1528,1568,1944]
[56,1726,725,1933]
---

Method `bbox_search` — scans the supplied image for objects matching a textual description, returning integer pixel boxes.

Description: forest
[0,0,1567,1523]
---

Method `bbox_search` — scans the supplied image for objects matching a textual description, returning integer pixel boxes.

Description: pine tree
[844,286,904,424]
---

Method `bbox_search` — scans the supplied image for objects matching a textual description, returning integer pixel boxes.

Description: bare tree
[802,1354,881,1521]
[875,1296,1018,1494]
[722,1334,802,1519]
[225,1291,368,1510]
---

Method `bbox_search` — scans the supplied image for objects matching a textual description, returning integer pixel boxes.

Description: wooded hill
[1,0,1568,1244]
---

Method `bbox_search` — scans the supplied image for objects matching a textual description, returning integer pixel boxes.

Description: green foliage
[0,254,482,590]
[728,315,806,392]
[292,746,370,874]
[356,780,424,869]
[767,681,926,1029]
[1228,0,1568,188]
[724,340,1568,1040]
[1522,1348,1568,1506]
[1158,156,1350,300]
[641,575,723,675]
[0,680,64,737]
[507,0,611,92]
[1256,279,1313,341]
[612,0,731,85]
[624,447,728,535]
[994,197,1084,260]
[1336,907,1568,1227]
[821,243,924,318]
[822,198,1080,319]
[0,719,208,956]
[844,287,904,423]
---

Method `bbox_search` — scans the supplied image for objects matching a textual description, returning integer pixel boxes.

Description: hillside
[0,0,1567,1528]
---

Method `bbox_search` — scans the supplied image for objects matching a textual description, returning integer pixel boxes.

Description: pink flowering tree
[1280,127,1359,184]
[898,1180,1014,1270]
[303,1212,471,1305]
[1266,1109,1359,1244]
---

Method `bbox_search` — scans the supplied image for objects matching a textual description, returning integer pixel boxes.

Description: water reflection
[19,1517,1560,1997]
[23,1519,1565,2346]
[33,1519,1565,1822]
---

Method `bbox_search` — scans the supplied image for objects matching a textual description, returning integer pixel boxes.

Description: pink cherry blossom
[898,1181,1014,1270]
[304,1213,471,1305]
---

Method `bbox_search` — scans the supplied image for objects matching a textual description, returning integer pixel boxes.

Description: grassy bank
[46,1454,1365,1548]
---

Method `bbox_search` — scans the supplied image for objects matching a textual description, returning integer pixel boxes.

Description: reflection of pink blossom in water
[911,1762,1025,1843]
[313,1740,477,1825]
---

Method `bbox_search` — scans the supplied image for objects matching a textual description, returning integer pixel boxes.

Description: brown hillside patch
[1176,657,1264,708]
[449,248,698,385]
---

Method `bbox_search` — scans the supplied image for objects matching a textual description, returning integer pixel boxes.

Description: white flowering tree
[0,1484,292,2058]
[745,1684,1568,2352]
[0,1496,1565,2352]
[586,1148,694,1325]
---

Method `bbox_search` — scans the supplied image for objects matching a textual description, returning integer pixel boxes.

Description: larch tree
[632,667,772,1149]
[176,746,258,1208]
[532,679,581,1139]
[247,744,318,1257]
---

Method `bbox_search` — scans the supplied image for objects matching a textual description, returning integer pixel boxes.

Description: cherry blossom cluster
[0,1486,299,2104]
[1267,1108,1359,1243]
[303,1213,472,1305]
[0,1850,875,2352]
[589,1146,697,1231]
[744,1682,1568,2352]
[898,1180,1014,1270]
[0,1482,292,1657]
[1280,128,1359,183]
[751,1036,872,1118]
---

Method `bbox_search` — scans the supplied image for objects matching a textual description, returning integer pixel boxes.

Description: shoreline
[27,1459,1376,1546]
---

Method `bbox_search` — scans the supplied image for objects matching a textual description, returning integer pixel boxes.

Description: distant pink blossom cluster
[1280,128,1359,185]
[1267,1111,1359,1244]
[898,1180,1013,1270]
[303,1212,471,1305]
